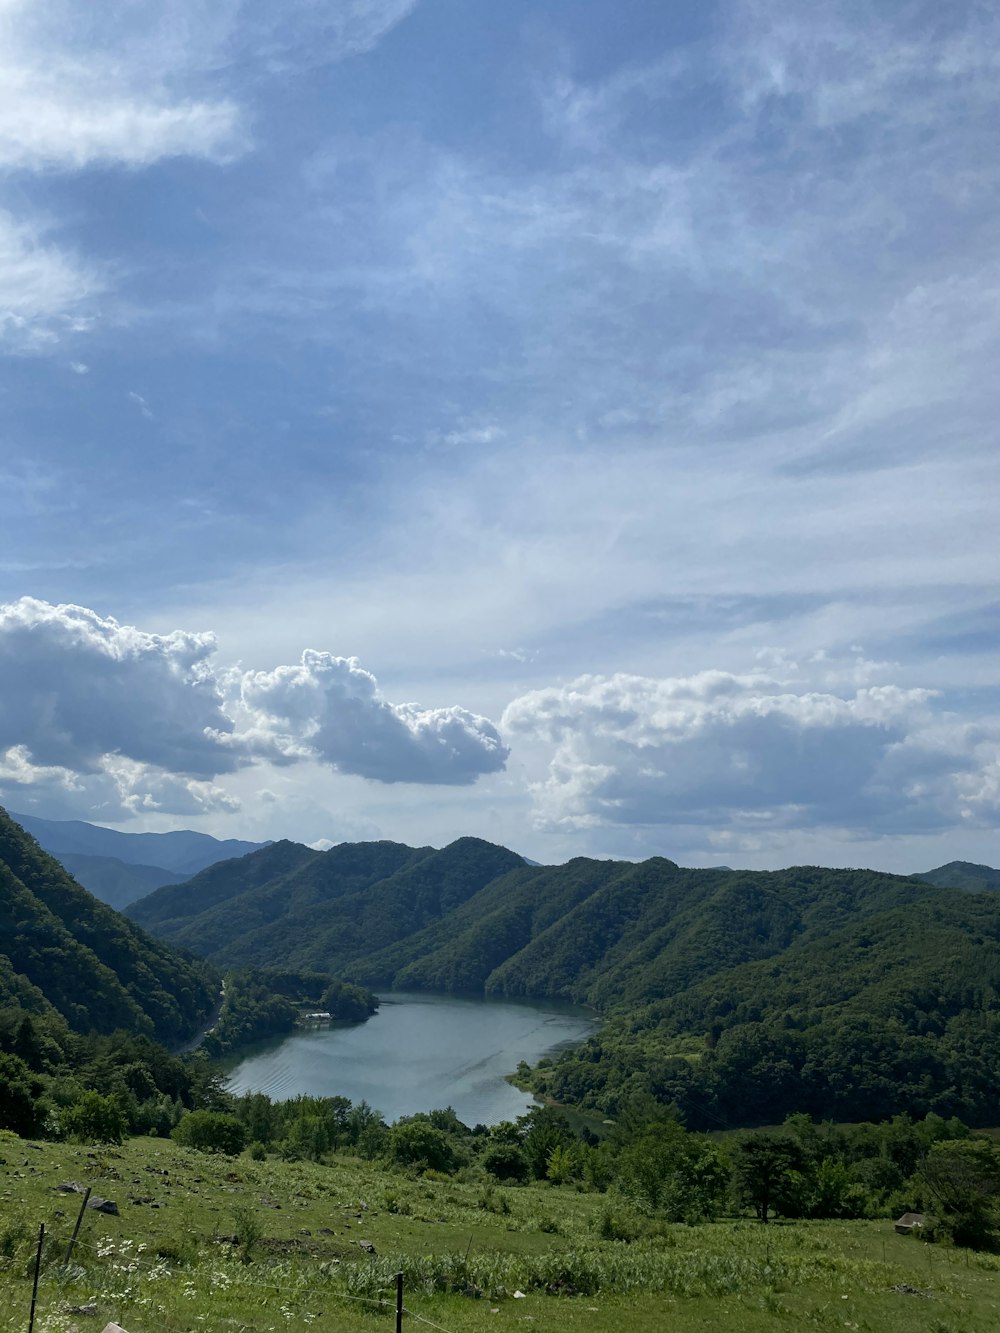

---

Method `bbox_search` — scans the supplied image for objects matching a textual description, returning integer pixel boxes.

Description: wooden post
[28,1223,44,1333]
[395,1271,403,1333]
[64,1187,92,1266]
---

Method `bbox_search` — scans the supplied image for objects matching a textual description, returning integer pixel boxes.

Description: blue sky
[0,0,997,871]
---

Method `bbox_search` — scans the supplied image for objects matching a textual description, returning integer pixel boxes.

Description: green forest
[125,835,1000,1128]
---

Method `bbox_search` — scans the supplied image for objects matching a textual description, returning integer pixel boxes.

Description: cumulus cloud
[240,650,509,784]
[0,598,236,776]
[503,666,1000,843]
[0,598,507,818]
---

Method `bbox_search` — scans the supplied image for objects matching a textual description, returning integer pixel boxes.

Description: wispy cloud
[0,210,101,348]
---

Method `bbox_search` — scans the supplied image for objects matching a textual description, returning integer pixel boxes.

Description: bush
[172,1110,247,1155]
[482,1142,530,1182]
[61,1091,127,1145]
[388,1121,457,1174]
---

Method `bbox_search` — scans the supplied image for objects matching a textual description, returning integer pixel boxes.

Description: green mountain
[55,852,186,910]
[128,839,1000,1127]
[0,807,217,1044]
[128,837,526,974]
[913,860,1000,892]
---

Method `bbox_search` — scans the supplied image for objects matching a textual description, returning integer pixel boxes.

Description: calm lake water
[225,990,595,1125]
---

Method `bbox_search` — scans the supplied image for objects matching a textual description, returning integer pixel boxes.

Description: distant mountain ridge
[0,807,216,1042]
[10,810,268,908]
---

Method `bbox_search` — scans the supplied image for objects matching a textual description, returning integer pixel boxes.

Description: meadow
[1,1131,998,1333]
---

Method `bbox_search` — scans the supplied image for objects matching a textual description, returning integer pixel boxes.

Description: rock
[101,1325,129,1333]
[358,1240,377,1254]
[64,1304,99,1316]
[57,1182,86,1194]
[513,1290,527,1299]
[88,1197,119,1215]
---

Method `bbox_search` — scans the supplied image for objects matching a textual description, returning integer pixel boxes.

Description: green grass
[1,1131,999,1333]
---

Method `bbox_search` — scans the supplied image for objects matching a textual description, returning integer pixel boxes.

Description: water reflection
[225,990,595,1125]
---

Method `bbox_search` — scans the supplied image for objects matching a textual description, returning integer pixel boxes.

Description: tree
[734,1133,802,1224]
[482,1141,530,1182]
[618,1122,729,1221]
[388,1120,457,1173]
[920,1139,1000,1248]
[0,1053,44,1136]
[61,1091,127,1145]
[172,1110,246,1155]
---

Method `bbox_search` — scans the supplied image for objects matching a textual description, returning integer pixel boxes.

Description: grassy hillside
[0,807,217,1044]
[1,1129,999,1333]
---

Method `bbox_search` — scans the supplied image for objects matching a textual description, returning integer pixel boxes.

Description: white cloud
[240,649,509,784]
[128,391,154,420]
[0,597,236,776]
[0,211,101,349]
[0,0,244,172]
[503,664,1000,844]
[0,599,508,820]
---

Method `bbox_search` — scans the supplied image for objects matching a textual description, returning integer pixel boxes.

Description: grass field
[1,1130,997,1333]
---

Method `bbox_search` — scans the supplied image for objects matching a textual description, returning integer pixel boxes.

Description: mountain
[54,853,187,910]
[128,839,1000,1127]
[9,810,267,877]
[0,806,217,1043]
[128,837,527,973]
[913,860,1000,892]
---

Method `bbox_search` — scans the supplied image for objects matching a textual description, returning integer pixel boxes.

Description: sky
[0,0,997,872]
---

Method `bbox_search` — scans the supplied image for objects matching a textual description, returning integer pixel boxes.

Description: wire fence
[2,1214,465,1333]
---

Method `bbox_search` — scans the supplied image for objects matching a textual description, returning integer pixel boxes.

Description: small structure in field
[894,1212,926,1235]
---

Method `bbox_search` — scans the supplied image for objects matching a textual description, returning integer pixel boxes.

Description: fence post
[28,1223,44,1333]
[64,1187,92,1266]
[396,1271,403,1333]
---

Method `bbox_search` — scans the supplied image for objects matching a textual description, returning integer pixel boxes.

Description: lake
[225,990,595,1125]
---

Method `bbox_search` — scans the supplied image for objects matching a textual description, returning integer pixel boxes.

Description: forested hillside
[10,810,268,910]
[129,837,526,972]
[0,806,217,1043]
[129,838,1000,1127]
[914,860,1000,892]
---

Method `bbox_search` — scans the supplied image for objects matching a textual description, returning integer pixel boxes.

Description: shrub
[482,1142,530,1182]
[61,1091,127,1145]
[172,1110,247,1155]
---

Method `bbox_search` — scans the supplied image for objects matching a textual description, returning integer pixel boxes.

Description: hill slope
[0,807,217,1043]
[128,837,526,974]
[55,852,186,910]
[914,860,1000,892]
